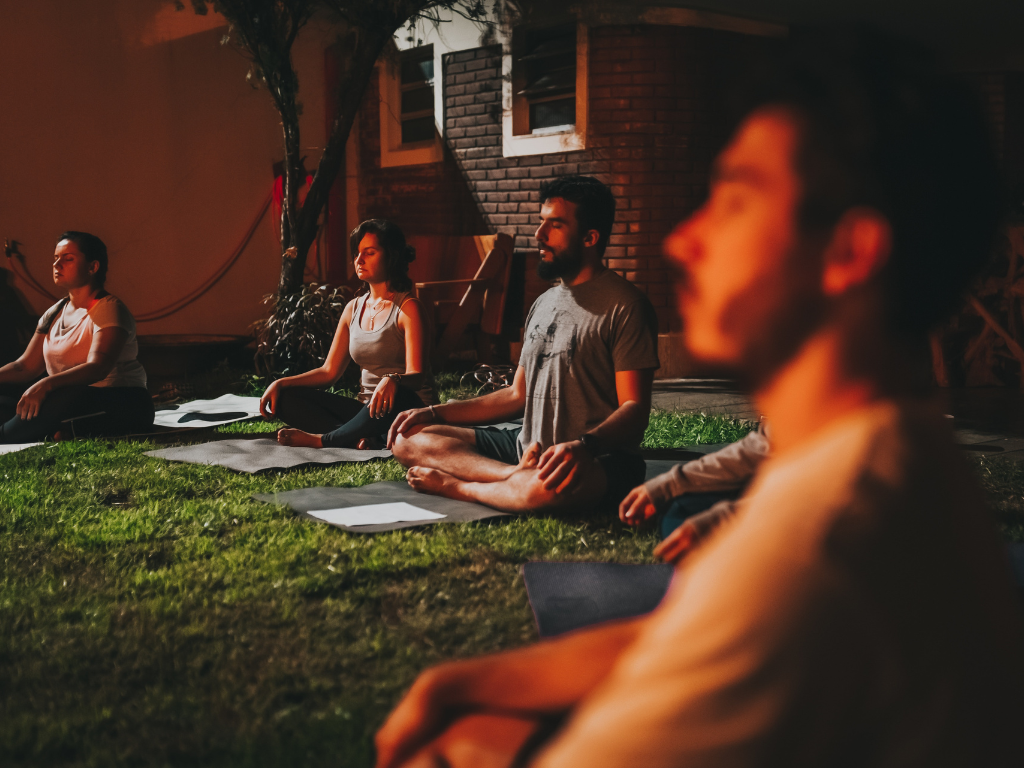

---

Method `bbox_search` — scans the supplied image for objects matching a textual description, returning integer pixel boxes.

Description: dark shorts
[474,425,523,465]
[473,425,647,507]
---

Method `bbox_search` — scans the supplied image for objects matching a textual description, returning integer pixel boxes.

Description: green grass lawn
[0,402,750,767]
[2,402,1021,767]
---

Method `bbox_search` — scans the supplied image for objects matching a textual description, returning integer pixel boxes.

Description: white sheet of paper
[0,442,42,456]
[306,502,446,527]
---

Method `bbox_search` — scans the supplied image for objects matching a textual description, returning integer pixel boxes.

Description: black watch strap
[578,433,603,455]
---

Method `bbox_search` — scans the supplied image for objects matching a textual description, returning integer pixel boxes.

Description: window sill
[502,22,588,159]
[502,128,585,158]
[380,134,444,168]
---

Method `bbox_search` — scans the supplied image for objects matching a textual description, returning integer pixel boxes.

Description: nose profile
[663,217,699,267]
[535,219,549,243]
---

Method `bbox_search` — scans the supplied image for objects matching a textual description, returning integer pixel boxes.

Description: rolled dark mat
[525,546,1024,640]
[522,561,674,638]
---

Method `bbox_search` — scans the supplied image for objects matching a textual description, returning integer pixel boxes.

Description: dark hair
[739,28,1001,338]
[349,219,416,292]
[539,175,616,257]
[58,231,108,289]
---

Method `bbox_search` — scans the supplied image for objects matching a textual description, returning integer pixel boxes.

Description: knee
[391,426,426,466]
[273,386,304,421]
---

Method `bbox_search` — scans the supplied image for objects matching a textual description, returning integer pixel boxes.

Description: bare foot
[277,428,323,448]
[407,466,464,499]
[485,442,542,481]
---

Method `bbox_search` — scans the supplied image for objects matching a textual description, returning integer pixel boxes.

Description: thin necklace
[365,291,394,330]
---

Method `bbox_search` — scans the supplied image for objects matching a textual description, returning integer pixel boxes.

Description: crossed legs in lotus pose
[392,425,608,513]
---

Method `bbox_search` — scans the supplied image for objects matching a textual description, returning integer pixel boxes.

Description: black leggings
[0,383,155,443]
[275,385,425,448]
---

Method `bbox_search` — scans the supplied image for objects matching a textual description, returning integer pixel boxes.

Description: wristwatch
[578,433,604,455]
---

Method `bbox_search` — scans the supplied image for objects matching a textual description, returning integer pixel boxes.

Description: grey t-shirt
[518,269,659,456]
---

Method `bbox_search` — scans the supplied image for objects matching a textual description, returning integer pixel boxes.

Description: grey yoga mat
[252,480,509,533]
[522,561,674,637]
[644,459,680,482]
[145,438,391,473]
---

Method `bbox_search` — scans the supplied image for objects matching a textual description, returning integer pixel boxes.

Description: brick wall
[356,68,486,239]
[444,27,779,332]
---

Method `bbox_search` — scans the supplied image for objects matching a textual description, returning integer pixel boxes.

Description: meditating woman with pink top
[0,231,153,442]
[259,219,436,449]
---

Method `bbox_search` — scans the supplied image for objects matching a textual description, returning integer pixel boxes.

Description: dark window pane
[518,67,575,98]
[401,55,434,85]
[402,116,435,144]
[530,98,575,132]
[401,85,434,115]
[524,24,575,57]
[523,37,575,60]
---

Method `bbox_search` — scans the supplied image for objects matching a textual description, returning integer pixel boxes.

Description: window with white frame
[504,22,588,157]
[379,44,442,168]
[514,24,576,135]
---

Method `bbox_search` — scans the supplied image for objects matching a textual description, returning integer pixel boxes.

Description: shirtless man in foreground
[374,30,1024,768]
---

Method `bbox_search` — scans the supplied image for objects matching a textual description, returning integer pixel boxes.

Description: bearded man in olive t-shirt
[388,175,660,513]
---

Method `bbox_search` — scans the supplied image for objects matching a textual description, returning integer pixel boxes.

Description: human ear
[821,208,891,296]
[582,229,600,249]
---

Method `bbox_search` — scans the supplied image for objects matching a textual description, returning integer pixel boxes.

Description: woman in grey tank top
[259,220,436,449]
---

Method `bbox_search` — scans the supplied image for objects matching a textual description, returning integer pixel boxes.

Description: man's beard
[536,241,584,282]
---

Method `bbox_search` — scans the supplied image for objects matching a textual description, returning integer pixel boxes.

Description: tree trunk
[278,99,305,293]
[278,26,391,295]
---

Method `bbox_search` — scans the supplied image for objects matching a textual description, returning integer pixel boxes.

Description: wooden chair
[412,233,514,365]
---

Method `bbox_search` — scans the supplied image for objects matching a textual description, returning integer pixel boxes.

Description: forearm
[42,361,114,389]
[587,400,648,449]
[434,387,524,425]
[432,617,644,714]
[277,366,339,390]
[0,359,42,384]
[393,370,426,391]
[645,428,768,507]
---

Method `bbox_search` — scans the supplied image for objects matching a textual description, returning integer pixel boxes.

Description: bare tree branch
[185,0,494,295]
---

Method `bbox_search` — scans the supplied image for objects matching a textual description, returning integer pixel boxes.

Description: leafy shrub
[252,283,352,377]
